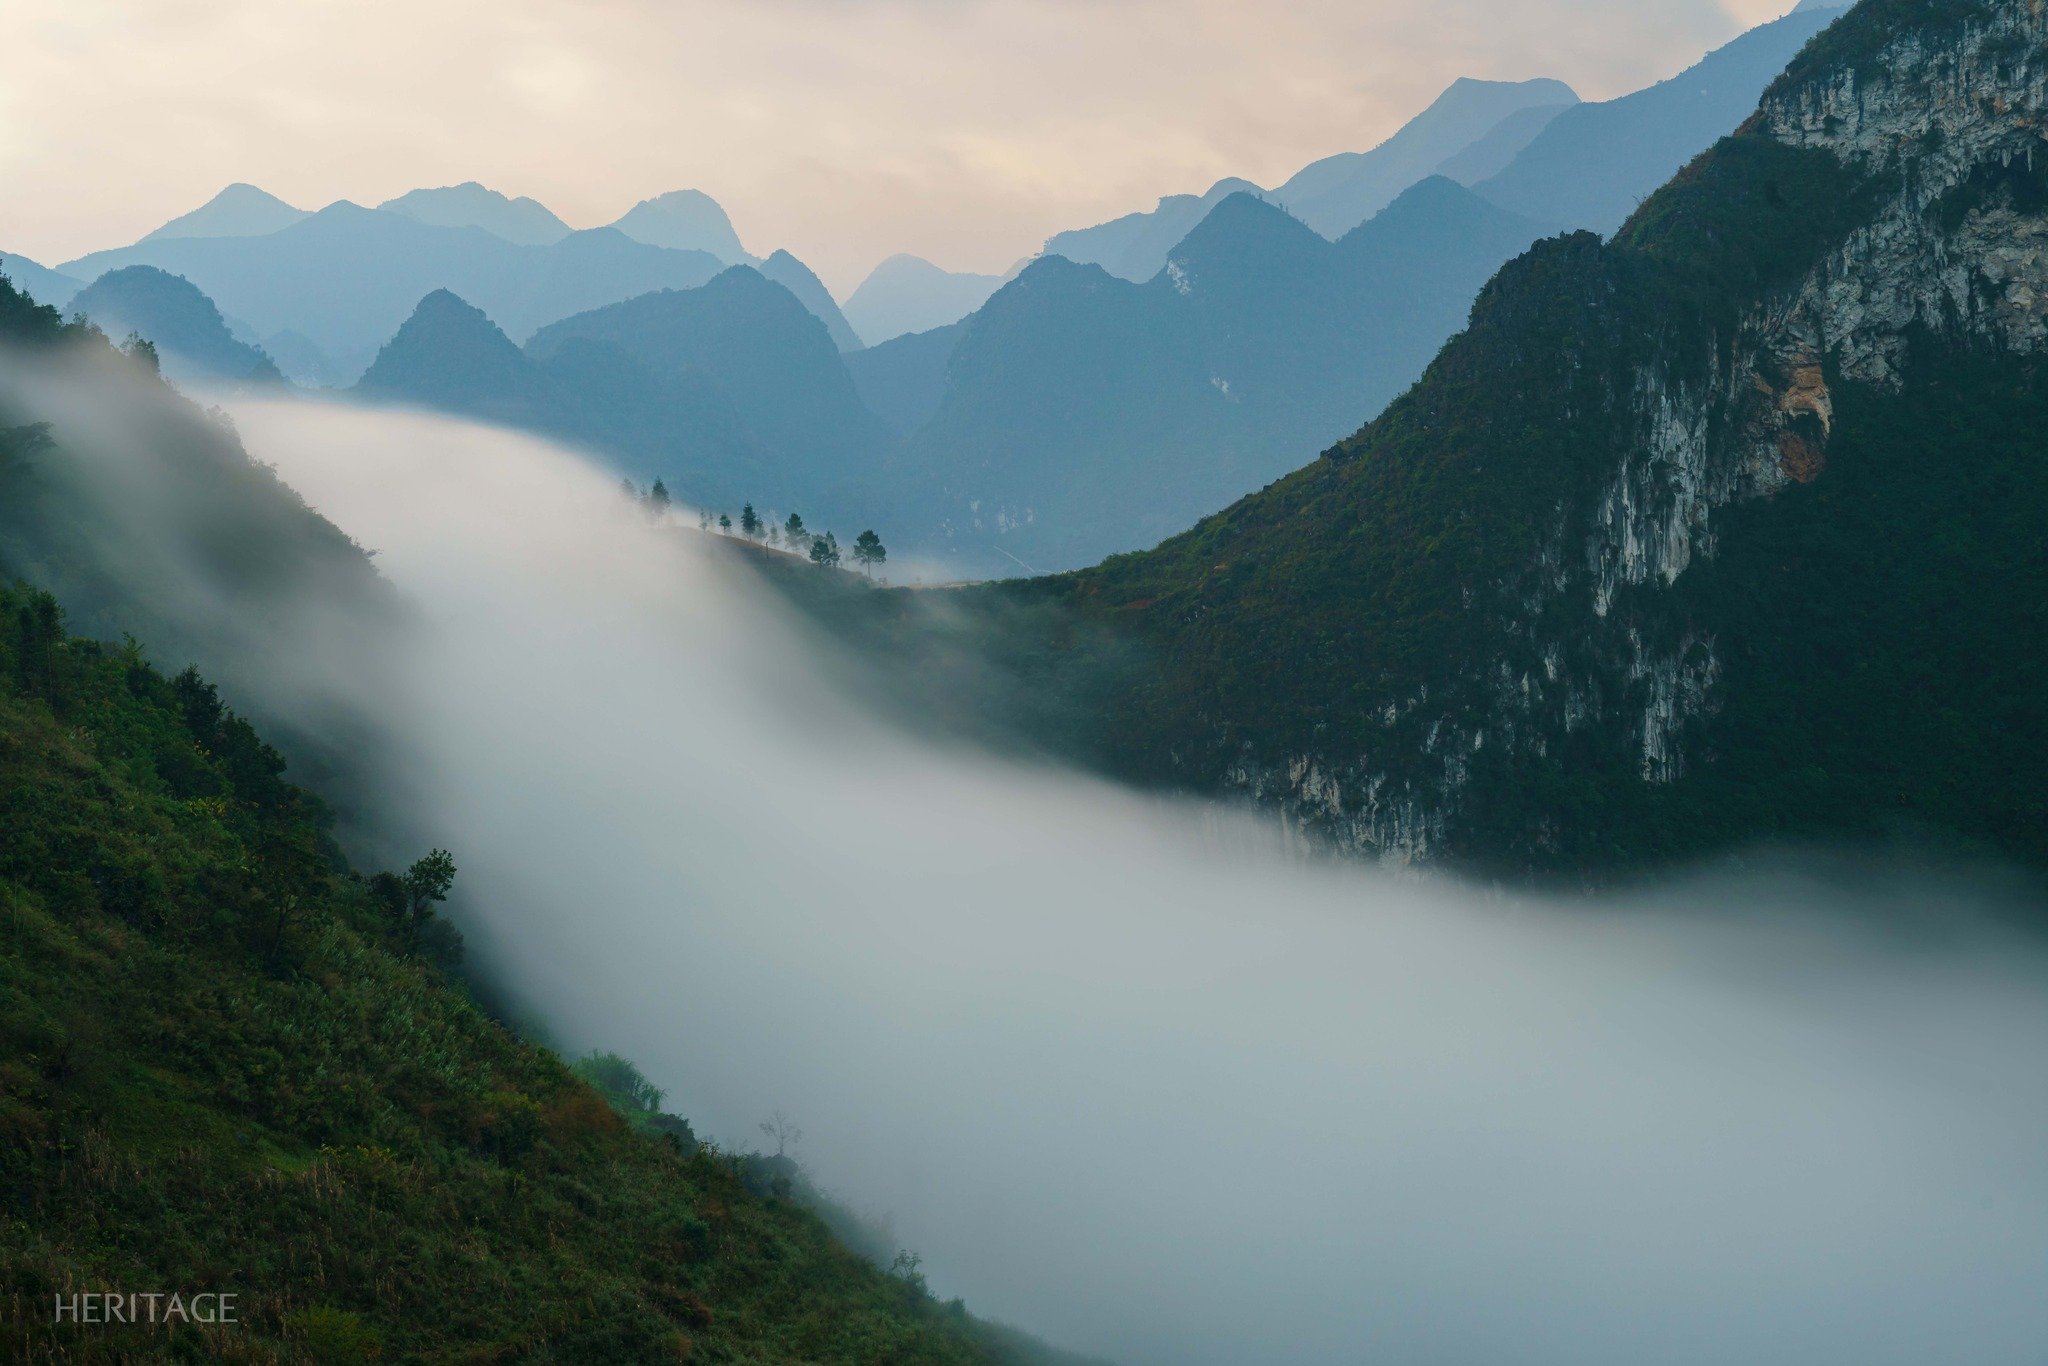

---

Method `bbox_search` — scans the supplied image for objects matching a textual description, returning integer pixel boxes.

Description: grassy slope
[0,582,1057,1363]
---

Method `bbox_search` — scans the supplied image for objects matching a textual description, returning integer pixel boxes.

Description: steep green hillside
[0,583,1073,1363]
[848,0,2048,878]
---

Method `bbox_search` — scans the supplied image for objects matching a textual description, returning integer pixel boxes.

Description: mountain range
[0,271,1099,1366]
[1472,4,1848,233]
[19,4,1870,585]
[353,267,880,515]
[889,179,1547,573]
[917,0,2048,878]
[843,255,1008,348]
[52,184,859,381]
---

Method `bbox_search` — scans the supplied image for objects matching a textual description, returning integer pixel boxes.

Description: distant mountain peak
[377,183,571,246]
[755,250,864,352]
[607,190,749,264]
[67,264,281,386]
[140,183,308,243]
[356,288,533,407]
[843,254,1007,346]
[1168,192,1320,270]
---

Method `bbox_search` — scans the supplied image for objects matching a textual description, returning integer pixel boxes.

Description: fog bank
[215,399,2048,1366]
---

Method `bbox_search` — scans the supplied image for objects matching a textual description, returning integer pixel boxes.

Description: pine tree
[784,512,810,552]
[718,513,732,533]
[808,531,841,569]
[740,503,761,539]
[648,479,671,513]
[852,530,887,576]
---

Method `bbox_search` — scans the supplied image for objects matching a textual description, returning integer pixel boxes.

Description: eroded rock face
[1232,2,2048,863]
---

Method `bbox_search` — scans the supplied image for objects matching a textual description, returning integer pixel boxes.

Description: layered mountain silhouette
[1044,178,1276,284]
[56,182,857,379]
[961,0,2048,877]
[1044,77,1577,284]
[68,266,282,387]
[605,189,751,263]
[139,183,308,242]
[756,249,863,352]
[0,253,83,309]
[61,206,727,382]
[1272,76,1580,237]
[890,179,1547,572]
[845,321,962,436]
[355,268,880,513]
[843,255,1006,348]
[377,182,573,245]
[527,267,885,492]
[1473,5,1849,233]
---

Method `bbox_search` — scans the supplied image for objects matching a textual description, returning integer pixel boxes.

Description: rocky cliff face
[1196,1,2048,865]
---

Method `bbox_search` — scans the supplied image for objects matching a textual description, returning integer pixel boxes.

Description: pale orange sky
[2,0,1802,293]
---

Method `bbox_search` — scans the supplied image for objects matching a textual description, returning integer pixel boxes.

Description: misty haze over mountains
[23,2,1852,579]
[9,0,2048,1361]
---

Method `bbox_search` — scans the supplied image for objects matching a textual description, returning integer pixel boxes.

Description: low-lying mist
[129,396,2048,1363]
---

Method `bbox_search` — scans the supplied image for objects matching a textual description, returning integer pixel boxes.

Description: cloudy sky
[6,0,1801,292]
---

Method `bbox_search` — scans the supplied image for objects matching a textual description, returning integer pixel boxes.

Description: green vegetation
[0,265,1097,1364]
[799,0,2048,880]
[0,581,1075,1363]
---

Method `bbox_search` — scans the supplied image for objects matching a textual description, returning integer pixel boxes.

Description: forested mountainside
[0,584,1091,1364]
[860,0,2048,877]
[0,280,398,822]
[0,271,1097,1364]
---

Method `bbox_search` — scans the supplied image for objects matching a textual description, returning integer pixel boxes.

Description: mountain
[758,248,864,352]
[0,252,83,309]
[1473,6,1849,234]
[353,288,771,509]
[845,321,963,435]
[607,188,750,263]
[67,265,283,387]
[1039,77,1576,285]
[261,327,345,387]
[377,181,572,245]
[1273,76,1581,237]
[950,0,2048,877]
[355,288,548,418]
[354,269,881,515]
[60,206,726,382]
[139,182,308,241]
[889,179,1547,573]
[0,274,1097,1366]
[527,267,888,507]
[1434,101,1578,186]
[843,255,1006,348]
[1043,178,1272,283]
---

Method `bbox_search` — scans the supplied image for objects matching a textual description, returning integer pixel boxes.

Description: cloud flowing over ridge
[172,398,2048,1366]
[10,0,1804,289]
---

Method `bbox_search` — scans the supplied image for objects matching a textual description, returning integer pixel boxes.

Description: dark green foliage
[1587,341,2048,866]
[809,532,842,569]
[853,529,887,574]
[1772,0,2003,95]
[0,585,1045,1363]
[825,1,2048,879]
[0,269,400,826]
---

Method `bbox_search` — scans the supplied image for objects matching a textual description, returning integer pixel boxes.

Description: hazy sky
[6,0,1801,291]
